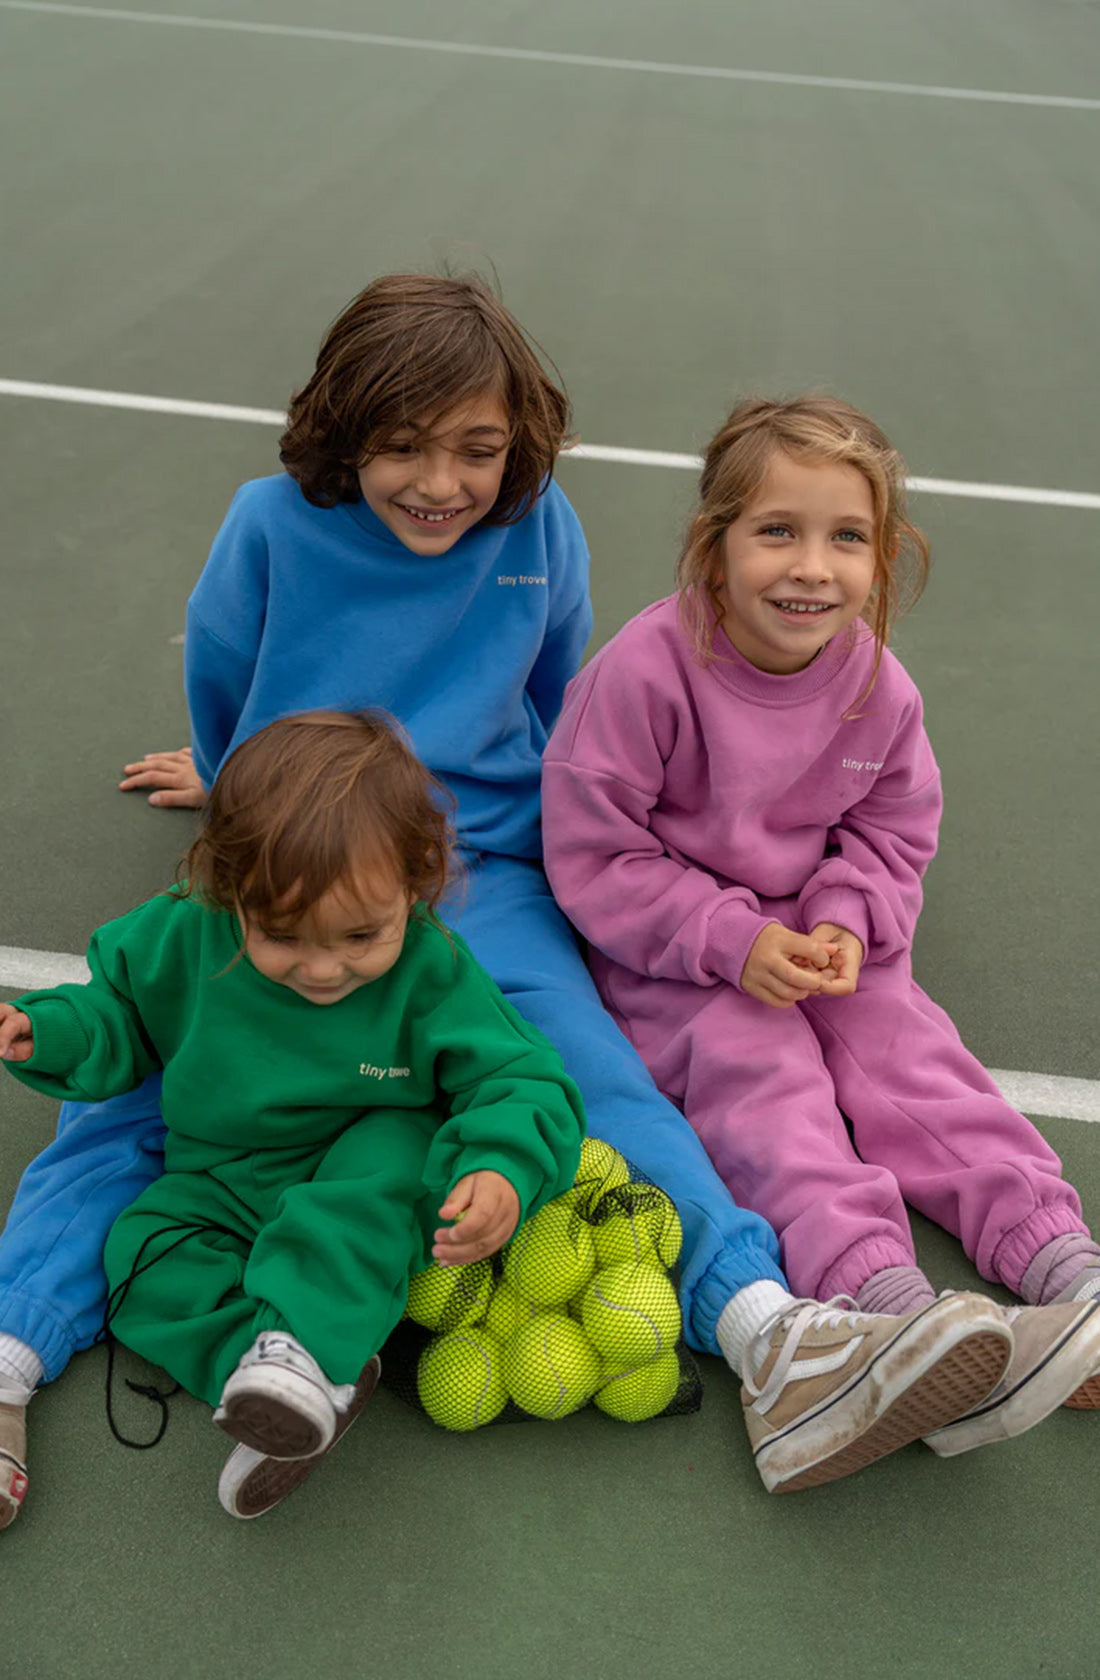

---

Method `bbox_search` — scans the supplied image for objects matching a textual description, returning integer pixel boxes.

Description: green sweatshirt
[9,894,585,1220]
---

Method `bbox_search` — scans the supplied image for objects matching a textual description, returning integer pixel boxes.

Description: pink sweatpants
[595,943,1085,1302]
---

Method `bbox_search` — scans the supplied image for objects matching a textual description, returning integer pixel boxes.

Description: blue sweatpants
[0,854,785,1376]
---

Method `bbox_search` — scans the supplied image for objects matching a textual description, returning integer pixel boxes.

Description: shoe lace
[253,1333,309,1364]
[248,1334,356,1411]
[742,1296,867,1414]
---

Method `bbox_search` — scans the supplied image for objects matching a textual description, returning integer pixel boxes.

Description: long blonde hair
[677,395,930,698]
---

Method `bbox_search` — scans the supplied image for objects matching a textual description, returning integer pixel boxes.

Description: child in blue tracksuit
[0,274,1008,1523]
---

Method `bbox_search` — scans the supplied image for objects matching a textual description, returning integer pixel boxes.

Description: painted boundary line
[2,0,1100,112]
[3,378,1100,512]
[1,944,1096,1121]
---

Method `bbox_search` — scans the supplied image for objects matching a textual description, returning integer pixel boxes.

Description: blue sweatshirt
[185,474,593,859]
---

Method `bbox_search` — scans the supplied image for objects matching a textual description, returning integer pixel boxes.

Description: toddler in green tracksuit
[0,710,585,1518]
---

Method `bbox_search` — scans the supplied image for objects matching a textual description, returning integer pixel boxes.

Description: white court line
[0,947,90,989]
[1,944,1097,1122]
[2,0,1100,112]
[3,378,1100,512]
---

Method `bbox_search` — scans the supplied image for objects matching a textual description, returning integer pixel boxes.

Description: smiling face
[356,394,511,556]
[717,450,878,674]
[242,873,413,1004]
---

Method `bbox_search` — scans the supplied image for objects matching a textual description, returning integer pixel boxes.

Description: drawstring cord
[98,1217,243,1448]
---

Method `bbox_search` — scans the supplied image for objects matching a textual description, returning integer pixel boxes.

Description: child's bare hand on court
[119,747,207,809]
[432,1171,521,1266]
[0,1004,35,1063]
[806,923,864,997]
[740,923,837,1009]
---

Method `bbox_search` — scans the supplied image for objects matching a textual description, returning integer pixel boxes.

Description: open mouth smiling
[768,599,836,617]
[396,504,469,525]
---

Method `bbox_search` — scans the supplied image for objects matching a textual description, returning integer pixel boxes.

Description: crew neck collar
[703,604,865,706]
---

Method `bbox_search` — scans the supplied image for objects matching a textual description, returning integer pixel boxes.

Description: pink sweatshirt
[541,596,941,995]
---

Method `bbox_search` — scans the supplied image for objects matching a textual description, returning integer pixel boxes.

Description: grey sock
[1019,1233,1100,1305]
[855,1266,937,1317]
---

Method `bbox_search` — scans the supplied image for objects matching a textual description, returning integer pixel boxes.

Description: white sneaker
[219,1356,382,1520]
[924,1297,1100,1454]
[213,1333,358,1461]
[742,1292,1011,1493]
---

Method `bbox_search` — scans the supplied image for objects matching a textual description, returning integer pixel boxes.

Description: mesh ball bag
[380,1136,703,1430]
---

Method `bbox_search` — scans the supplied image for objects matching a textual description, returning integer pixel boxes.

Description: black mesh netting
[380,1137,703,1429]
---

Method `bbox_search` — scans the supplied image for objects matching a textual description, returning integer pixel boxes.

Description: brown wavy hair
[677,395,930,700]
[179,710,456,929]
[279,273,572,523]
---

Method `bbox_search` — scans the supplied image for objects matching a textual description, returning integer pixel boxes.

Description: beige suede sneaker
[924,1298,1100,1454]
[742,1292,1011,1493]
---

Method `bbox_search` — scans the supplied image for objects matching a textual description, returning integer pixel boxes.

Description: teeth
[403,506,461,523]
[773,601,831,614]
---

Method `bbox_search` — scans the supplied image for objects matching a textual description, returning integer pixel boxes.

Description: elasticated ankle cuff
[688,1245,788,1355]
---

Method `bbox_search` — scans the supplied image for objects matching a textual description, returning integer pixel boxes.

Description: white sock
[716,1282,798,1378]
[0,1335,44,1402]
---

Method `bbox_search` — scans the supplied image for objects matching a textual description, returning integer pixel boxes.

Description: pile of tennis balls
[410,1138,688,1431]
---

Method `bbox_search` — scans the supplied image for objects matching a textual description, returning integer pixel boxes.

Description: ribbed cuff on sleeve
[17,996,89,1076]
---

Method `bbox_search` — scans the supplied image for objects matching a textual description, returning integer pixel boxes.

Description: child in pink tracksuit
[543,394,1100,1458]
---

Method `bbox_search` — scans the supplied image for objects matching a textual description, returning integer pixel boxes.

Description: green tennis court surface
[2,2,1099,1675]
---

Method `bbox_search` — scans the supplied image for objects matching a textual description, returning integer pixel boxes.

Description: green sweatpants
[103,1107,443,1406]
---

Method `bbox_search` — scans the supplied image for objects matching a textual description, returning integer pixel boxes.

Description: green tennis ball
[503,1202,596,1306]
[594,1350,682,1422]
[502,1313,602,1419]
[567,1136,631,1217]
[484,1280,540,1344]
[405,1257,493,1331]
[581,1263,682,1366]
[417,1328,508,1431]
[593,1188,683,1270]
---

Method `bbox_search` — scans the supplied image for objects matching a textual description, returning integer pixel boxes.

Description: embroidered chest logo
[359,1063,411,1081]
[841,757,884,773]
[496,574,548,587]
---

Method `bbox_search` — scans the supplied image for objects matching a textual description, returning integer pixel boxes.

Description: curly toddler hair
[182,710,455,926]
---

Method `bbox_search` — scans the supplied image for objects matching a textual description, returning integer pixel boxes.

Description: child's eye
[759,523,793,538]
[347,931,380,945]
[464,449,502,462]
[835,529,868,544]
[384,442,417,456]
[261,930,296,946]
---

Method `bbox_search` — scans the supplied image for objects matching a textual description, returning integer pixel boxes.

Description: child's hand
[0,1004,34,1063]
[432,1171,520,1266]
[740,922,837,1009]
[119,747,207,810]
[807,923,864,997]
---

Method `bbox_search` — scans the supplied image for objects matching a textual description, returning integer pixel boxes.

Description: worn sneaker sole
[1063,1374,1100,1409]
[215,1363,341,1459]
[760,1297,1011,1494]
[926,1299,1100,1452]
[218,1357,381,1520]
[0,1452,28,1530]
